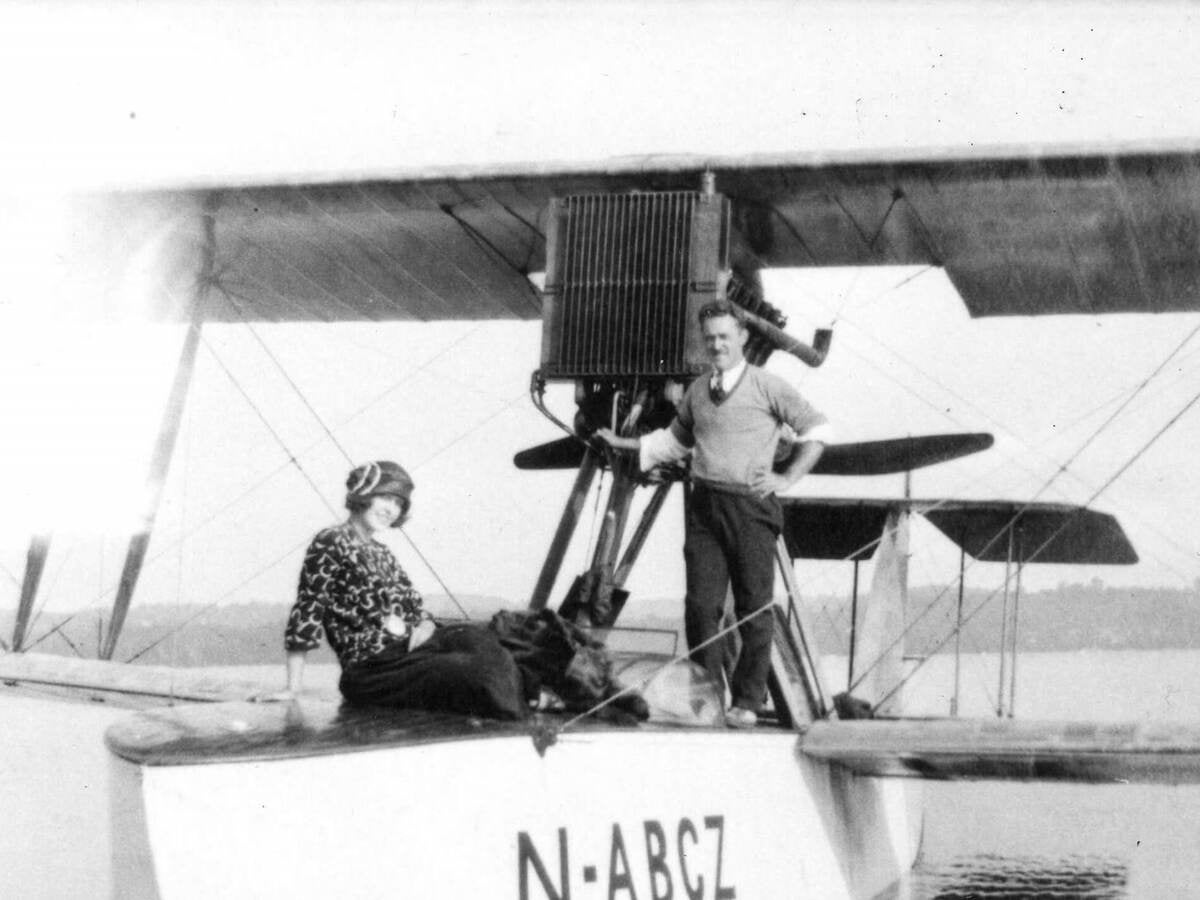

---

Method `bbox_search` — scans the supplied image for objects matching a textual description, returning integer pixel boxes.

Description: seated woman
[281,460,529,720]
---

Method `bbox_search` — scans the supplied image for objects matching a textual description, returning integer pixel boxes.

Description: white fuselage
[111,725,920,899]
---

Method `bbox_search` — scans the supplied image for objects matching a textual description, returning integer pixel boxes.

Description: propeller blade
[805,433,995,476]
[516,432,995,474]
[514,436,587,470]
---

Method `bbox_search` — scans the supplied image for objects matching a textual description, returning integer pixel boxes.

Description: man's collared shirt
[710,359,747,397]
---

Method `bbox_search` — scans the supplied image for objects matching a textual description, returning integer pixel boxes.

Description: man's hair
[697,298,747,326]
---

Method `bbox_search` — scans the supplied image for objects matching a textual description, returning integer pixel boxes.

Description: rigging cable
[118,388,530,661]
[200,333,340,517]
[570,362,1199,731]
[115,384,535,661]
[848,315,1200,693]
[216,282,472,616]
[871,381,1200,712]
[789,272,1200,681]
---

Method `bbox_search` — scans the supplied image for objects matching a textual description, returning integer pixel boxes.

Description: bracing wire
[560,598,778,732]
[787,271,1200,681]
[216,281,473,611]
[849,319,1200,694]
[561,358,1196,733]
[201,333,340,518]
[871,382,1200,711]
[114,370,530,660]
[217,289,355,464]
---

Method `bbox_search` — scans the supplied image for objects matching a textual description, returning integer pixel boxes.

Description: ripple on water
[907,853,1129,899]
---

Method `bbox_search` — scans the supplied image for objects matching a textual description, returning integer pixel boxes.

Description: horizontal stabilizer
[781,497,1137,564]
[925,501,1138,564]
[803,718,1200,785]
[514,432,994,474]
[781,498,892,561]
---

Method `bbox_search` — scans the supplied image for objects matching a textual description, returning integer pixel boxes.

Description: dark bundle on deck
[490,609,649,723]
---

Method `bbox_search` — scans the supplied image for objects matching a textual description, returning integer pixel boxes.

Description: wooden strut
[1009,529,1024,718]
[100,199,216,660]
[614,481,671,586]
[528,430,826,728]
[773,535,827,722]
[847,558,860,692]
[528,450,600,610]
[100,322,203,660]
[11,533,52,651]
[996,523,1014,717]
[951,537,966,717]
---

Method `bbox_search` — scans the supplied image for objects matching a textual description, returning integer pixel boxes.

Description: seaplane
[3,3,1200,898]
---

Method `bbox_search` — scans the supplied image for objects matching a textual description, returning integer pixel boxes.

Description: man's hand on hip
[750,470,791,498]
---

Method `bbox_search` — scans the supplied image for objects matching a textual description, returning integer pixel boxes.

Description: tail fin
[850,510,910,715]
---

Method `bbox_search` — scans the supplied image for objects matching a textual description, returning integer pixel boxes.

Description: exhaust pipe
[733,302,833,368]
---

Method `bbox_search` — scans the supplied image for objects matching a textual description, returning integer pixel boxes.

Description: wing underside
[41,149,1200,324]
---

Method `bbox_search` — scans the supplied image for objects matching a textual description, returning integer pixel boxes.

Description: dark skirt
[338,623,529,720]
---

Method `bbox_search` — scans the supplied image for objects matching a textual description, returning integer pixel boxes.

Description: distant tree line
[4,581,1198,666]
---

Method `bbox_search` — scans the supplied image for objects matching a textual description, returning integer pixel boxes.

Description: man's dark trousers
[683,481,781,711]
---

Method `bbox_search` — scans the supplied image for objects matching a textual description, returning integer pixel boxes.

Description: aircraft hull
[108,702,920,899]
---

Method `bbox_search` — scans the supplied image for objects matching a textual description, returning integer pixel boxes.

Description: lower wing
[802,717,1200,785]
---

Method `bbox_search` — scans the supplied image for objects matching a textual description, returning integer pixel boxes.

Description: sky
[1,267,1197,636]
[1,1,1199,651]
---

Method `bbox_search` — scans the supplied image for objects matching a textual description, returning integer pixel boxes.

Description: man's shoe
[726,707,757,729]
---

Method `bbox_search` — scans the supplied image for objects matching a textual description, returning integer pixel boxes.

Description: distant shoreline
[7,580,1198,666]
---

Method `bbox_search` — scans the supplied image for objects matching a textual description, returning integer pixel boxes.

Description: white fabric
[709,359,748,394]
[639,427,691,472]
[798,421,835,444]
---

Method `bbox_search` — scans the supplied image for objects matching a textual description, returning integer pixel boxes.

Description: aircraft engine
[536,179,829,440]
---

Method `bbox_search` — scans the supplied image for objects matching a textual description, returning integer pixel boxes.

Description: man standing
[597,299,831,728]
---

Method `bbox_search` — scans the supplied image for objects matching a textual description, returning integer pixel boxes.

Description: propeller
[513,432,995,476]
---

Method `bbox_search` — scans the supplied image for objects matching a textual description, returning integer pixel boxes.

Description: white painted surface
[129,729,917,899]
[0,693,126,898]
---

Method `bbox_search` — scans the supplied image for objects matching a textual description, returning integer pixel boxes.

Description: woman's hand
[409,618,437,651]
[255,689,299,703]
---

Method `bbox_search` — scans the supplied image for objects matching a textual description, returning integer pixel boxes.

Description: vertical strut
[613,481,672,587]
[996,523,1014,717]
[100,321,203,660]
[951,538,966,717]
[773,535,827,722]
[1009,529,1024,718]
[529,450,600,610]
[12,533,52,651]
[847,559,860,692]
[100,197,216,660]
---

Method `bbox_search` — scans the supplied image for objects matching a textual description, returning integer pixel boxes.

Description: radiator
[540,190,729,379]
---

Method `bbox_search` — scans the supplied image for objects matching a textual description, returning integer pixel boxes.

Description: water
[840,650,1200,899]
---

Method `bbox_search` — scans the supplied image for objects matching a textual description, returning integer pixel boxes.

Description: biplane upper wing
[43,147,1200,324]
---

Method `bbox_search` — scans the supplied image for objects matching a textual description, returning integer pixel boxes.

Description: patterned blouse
[285,522,426,668]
